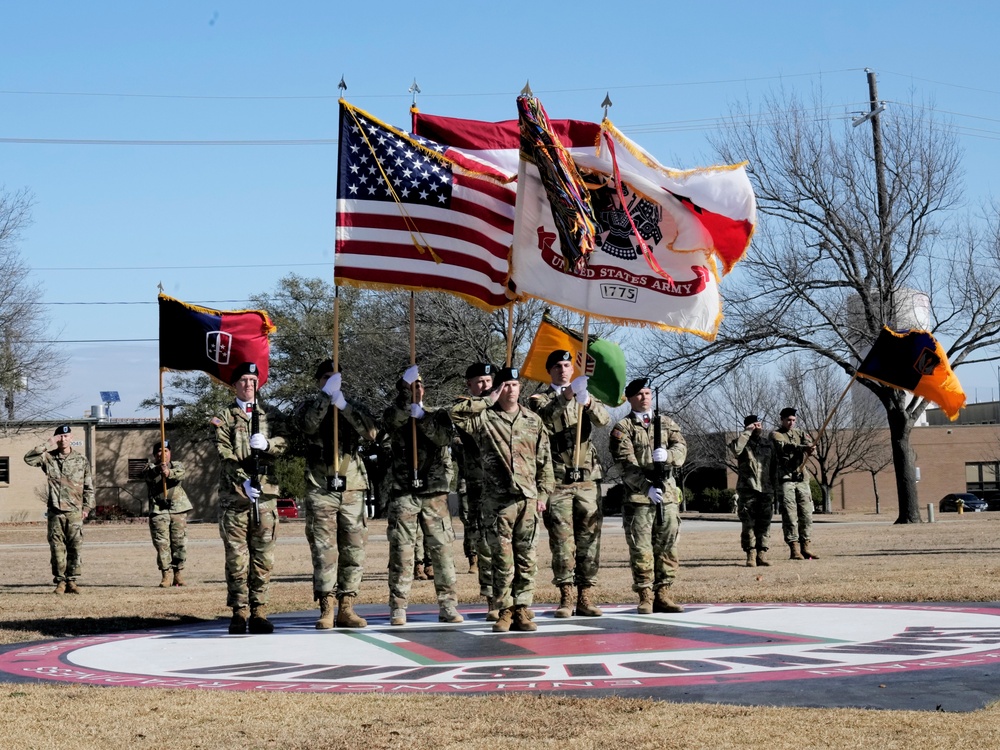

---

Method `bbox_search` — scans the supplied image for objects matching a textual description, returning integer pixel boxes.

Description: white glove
[249,433,268,451]
[329,390,347,410]
[402,365,420,384]
[647,486,664,504]
[652,447,668,463]
[321,372,342,396]
[410,402,425,419]
[242,479,261,501]
[571,375,589,395]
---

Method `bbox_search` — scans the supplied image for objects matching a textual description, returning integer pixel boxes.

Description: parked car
[976,490,1000,511]
[939,493,989,512]
[276,498,300,519]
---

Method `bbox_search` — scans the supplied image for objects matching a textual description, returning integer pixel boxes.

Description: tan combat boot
[554,584,574,618]
[315,593,335,630]
[249,605,274,634]
[511,605,537,632]
[486,596,500,622]
[800,541,820,560]
[439,605,464,623]
[172,568,185,586]
[228,606,249,634]
[575,586,603,617]
[424,563,434,580]
[492,607,513,632]
[653,588,684,614]
[756,549,770,567]
[414,563,427,580]
[336,594,368,628]
[65,580,81,594]
[789,542,805,560]
[468,556,478,575]
[159,569,172,588]
[637,588,654,614]
[53,581,66,595]
[745,550,756,568]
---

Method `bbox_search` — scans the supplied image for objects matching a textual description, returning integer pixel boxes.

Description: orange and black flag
[856,327,966,420]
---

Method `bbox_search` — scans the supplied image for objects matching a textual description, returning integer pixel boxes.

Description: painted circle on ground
[3,603,1000,694]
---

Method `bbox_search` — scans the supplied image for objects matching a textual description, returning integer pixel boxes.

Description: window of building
[127,459,148,482]
[965,461,1000,494]
[0,456,9,484]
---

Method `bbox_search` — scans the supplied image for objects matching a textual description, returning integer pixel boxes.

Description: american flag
[335,102,515,309]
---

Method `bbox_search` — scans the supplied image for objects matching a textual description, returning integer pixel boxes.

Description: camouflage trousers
[218,497,278,609]
[149,511,189,571]
[543,480,602,587]
[482,492,539,611]
[304,486,367,599]
[387,492,458,611]
[736,489,773,551]
[622,501,680,592]
[413,525,431,567]
[778,480,813,544]
[47,508,84,583]
[460,488,494,596]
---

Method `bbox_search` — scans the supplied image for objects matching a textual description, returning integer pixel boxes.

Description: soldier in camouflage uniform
[456,366,554,633]
[609,378,687,615]
[529,350,610,618]
[771,407,819,561]
[729,415,776,568]
[213,362,286,635]
[141,439,193,587]
[24,424,95,594]
[298,359,378,629]
[383,365,463,626]
[452,362,497,618]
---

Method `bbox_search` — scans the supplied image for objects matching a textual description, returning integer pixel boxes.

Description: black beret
[53,424,71,436]
[465,362,496,379]
[624,378,649,399]
[780,407,797,419]
[497,366,520,383]
[314,359,336,380]
[230,362,260,384]
[744,415,759,427]
[545,349,573,371]
[153,439,170,453]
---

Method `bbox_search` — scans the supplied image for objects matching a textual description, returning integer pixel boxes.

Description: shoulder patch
[210,417,223,427]
[610,427,624,441]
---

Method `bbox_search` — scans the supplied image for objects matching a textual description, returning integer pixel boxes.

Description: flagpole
[409,292,422,489]
[569,314,590,482]
[505,303,514,367]
[331,285,342,487]
[158,368,168,500]
[799,374,857,474]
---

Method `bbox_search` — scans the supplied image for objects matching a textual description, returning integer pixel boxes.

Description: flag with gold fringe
[856,327,966,420]
[522,311,627,405]
[158,293,275,386]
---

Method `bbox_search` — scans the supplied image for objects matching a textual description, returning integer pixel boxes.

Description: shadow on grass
[0,614,217,639]
[854,548,1000,556]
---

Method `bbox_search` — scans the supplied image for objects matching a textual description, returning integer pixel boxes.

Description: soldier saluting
[771,407,819,561]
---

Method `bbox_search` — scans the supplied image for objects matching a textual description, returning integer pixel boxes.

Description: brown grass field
[2,511,999,749]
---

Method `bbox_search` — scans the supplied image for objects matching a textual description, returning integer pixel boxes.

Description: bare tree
[642,80,1000,523]
[0,186,65,427]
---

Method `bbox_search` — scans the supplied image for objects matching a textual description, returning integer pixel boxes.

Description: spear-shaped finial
[338,76,347,96]
[408,78,421,105]
[520,80,533,97]
[157,281,164,293]
[601,92,613,120]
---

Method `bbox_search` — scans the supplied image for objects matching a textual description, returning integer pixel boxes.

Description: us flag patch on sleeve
[610,427,623,440]
[210,417,223,427]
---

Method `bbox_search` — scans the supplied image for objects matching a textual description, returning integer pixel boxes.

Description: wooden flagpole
[568,314,590,482]
[409,292,422,489]
[798,374,858,474]
[505,303,514,367]
[158,369,168,499]
[331,285,343,489]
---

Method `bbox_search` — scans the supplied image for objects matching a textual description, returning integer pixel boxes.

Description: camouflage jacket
[450,395,492,493]
[212,400,286,504]
[771,427,814,482]
[529,386,611,481]
[461,404,554,501]
[729,429,777,494]
[298,392,378,492]
[609,413,686,505]
[24,445,95,512]
[383,399,455,495]
[140,460,194,514]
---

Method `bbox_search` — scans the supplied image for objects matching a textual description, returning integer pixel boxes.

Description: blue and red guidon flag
[335,100,516,310]
[158,294,275,386]
[856,327,966,421]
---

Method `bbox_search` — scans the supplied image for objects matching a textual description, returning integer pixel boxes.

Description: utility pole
[864,68,892,316]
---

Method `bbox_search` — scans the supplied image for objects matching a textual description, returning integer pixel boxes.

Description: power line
[34,262,329,271]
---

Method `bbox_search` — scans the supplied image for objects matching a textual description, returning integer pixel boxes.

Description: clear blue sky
[4,2,1000,419]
